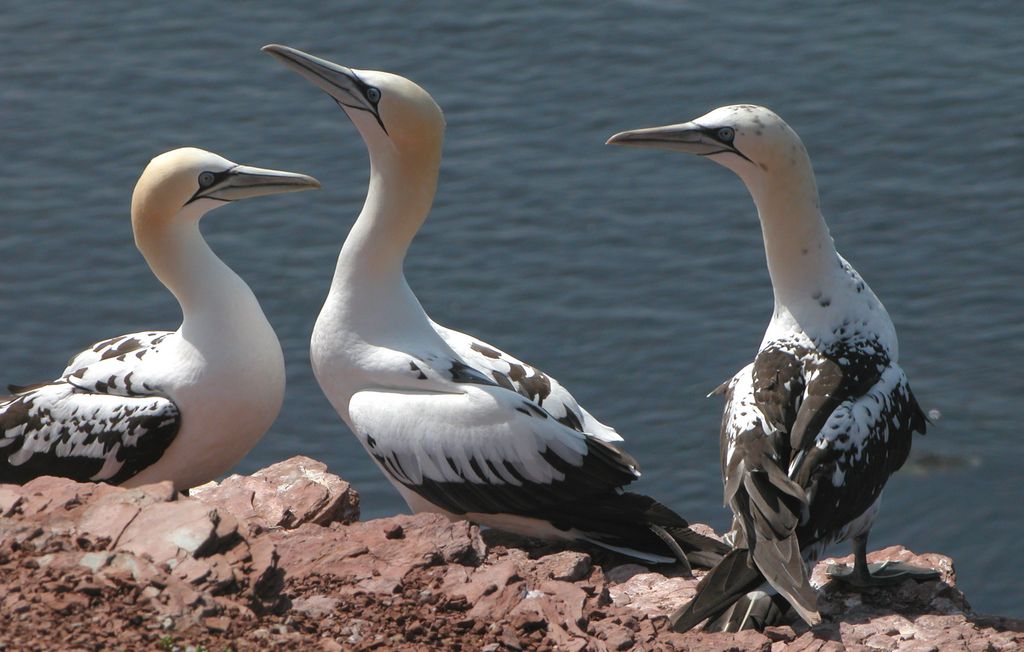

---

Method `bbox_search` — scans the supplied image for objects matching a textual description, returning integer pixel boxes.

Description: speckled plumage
[0,377,179,485]
[434,323,622,442]
[610,104,928,629]
[63,331,170,374]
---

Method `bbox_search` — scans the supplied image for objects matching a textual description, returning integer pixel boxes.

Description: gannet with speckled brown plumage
[609,105,936,630]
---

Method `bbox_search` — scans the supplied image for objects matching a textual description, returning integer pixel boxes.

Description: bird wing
[2,344,181,485]
[62,331,172,376]
[750,342,924,540]
[0,380,180,485]
[347,381,639,518]
[432,322,623,442]
[719,363,819,625]
[711,344,926,627]
[789,362,924,542]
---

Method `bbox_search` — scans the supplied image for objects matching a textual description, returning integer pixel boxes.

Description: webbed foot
[826,560,940,588]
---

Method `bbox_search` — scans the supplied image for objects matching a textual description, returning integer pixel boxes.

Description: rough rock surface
[191,456,360,534]
[0,457,1019,651]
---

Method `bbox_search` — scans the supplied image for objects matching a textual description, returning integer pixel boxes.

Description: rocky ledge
[0,457,1019,651]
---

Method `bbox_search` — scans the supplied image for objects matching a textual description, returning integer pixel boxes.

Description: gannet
[0,148,319,490]
[609,105,937,629]
[263,44,729,567]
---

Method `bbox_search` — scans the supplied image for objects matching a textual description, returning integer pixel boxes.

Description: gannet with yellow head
[0,148,319,489]
[263,44,729,568]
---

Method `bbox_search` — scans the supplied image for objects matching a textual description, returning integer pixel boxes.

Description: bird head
[262,44,445,162]
[131,147,320,232]
[607,104,810,183]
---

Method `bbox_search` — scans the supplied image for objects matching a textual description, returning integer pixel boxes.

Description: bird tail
[670,537,822,633]
[705,590,792,632]
[546,491,730,569]
[749,533,821,627]
[669,547,768,632]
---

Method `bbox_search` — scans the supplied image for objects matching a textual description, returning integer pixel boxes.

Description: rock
[1,458,1021,651]
[292,594,339,618]
[608,571,696,615]
[202,616,231,632]
[117,500,236,563]
[0,486,23,516]
[319,639,344,652]
[604,562,649,584]
[533,550,591,582]
[191,456,359,531]
[602,625,635,651]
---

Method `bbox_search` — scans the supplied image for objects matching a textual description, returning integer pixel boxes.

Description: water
[1,1,1021,616]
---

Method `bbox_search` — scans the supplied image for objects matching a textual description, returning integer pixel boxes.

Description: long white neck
[740,158,841,310]
[319,137,442,345]
[733,154,897,355]
[337,144,439,283]
[136,208,267,346]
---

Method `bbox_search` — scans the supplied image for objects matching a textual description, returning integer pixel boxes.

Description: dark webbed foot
[827,534,941,588]
[827,560,940,587]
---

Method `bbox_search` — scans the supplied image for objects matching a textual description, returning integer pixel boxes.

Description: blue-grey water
[1,2,1021,617]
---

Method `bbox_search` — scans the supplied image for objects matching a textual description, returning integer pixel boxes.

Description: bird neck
[331,142,440,293]
[136,210,264,342]
[742,163,841,311]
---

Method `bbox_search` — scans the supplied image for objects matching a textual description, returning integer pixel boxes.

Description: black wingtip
[8,383,39,395]
[534,492,731,568]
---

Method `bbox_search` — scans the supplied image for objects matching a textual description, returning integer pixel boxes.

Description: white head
[608,105,816,199]
[262,45,445,165]
[131,147,320,236]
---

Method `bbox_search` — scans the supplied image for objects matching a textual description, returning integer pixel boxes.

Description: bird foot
[826,561,940,588]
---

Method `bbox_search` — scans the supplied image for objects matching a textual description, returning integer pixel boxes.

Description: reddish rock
[0,486,23,516]
[191,456,359,532]
[292,593,340,618]
[533,550,592,582]
[0,457,1021,651]
[451,558,521,605]
[608,569,697,615]
[117,500,235,563]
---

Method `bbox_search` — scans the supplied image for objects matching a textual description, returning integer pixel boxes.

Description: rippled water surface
[2,2,1021,616]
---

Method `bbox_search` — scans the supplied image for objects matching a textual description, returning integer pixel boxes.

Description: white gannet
[263,44,729,567]
[609,105,937,629]
[0,148,319,490]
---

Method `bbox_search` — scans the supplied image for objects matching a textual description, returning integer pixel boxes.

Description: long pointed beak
[196,165,320,202]
[262,44,376,112]
[607,122,753,163]
[607,122,709,151]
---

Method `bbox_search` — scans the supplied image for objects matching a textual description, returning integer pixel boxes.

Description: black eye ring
[198,171,216,188]
[717,127,735,143]
[365,87,381,103]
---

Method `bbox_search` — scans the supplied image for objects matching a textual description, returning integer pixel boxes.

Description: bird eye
[198,171,216,188]
[365,87,381,103]
[717,127,735,142]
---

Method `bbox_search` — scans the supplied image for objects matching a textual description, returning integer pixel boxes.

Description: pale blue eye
[366,87,381,103]
[717,127,735,143]
[198,172,216,188]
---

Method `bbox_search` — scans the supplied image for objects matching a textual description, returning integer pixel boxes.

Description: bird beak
[194,165,321,203]
[606,122,715,154]
[262,44,384,129]
[607,121,753,163]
